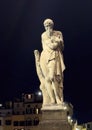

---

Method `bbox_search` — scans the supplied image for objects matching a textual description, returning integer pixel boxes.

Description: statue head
[43,18,54,27]
[43,19,54,35]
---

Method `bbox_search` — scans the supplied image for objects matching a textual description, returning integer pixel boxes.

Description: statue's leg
[45,78,55,104]
[48,60,62,104]
[40,83,50,105]
[58,81,64,102]
[52,81,62,104]
[40,56,55,104]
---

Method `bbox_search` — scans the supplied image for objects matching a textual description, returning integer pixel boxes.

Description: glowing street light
[64,106,67,110]
[76,128,80,130]
[71,119,73,122]
[68,116,71,120]
[0,104,2,107]
[37,91,42,96]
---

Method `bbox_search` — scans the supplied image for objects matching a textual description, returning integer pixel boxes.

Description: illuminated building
[0,93,42,130]
[0,92,75,130]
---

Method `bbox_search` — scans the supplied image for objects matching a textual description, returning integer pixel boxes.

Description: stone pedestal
[38,105,72,130]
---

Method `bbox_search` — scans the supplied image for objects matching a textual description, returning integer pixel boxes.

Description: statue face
[45,25,53,36]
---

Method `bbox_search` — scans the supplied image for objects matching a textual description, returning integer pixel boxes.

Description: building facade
[0,93,76,130]
[0,93,42,130]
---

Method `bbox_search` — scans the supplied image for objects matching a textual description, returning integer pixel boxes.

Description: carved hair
[43,18,54,27]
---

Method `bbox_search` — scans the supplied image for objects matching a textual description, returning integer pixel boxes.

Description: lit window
[28,94,31,99]
[36,108,38,114]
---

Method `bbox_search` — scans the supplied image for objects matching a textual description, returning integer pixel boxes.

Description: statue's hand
[51,36,60,43]
[34,50,39,56]
[34,50,40,62]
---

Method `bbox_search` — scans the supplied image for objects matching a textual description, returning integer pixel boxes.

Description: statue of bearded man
[34,19,65,106]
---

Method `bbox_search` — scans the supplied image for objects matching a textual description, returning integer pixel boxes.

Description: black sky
[0,0,92,124]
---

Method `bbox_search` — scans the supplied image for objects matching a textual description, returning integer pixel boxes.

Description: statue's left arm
[55,31,64,52]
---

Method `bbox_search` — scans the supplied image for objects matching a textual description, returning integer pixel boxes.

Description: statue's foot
[50,99,56,105]
[42,103,50,107]
[50,102,56,105]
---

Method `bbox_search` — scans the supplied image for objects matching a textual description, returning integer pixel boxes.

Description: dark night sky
[0,0,92,124]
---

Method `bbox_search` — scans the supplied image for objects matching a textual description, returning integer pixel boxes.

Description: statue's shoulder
[53,30,62,36]
[41,32,46,38]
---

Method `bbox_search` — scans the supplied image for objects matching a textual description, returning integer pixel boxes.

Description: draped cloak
[40,31,65,80]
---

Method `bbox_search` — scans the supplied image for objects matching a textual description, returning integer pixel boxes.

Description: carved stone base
[38,105,72,130]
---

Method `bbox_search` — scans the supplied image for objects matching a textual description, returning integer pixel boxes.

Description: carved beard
[47,28,53,37]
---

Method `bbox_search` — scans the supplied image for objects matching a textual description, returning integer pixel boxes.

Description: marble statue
[34,18,65,106]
